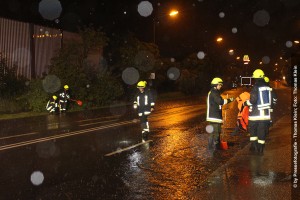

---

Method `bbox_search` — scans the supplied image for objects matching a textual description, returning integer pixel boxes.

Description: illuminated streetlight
[216,37,223,43]
[169,10,179,17]
[153,9,179,44]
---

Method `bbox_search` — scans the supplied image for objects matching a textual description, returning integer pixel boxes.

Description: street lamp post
[153,9,178,44]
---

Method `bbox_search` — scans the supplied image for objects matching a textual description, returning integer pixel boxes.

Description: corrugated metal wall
[0,17,62,79]
[0,18,31,78]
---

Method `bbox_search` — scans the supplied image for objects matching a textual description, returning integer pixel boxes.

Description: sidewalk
[198,115,292,200]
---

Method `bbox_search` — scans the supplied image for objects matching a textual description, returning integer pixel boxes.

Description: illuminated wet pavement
[0,87,292,199]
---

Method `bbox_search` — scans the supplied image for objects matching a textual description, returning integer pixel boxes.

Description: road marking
[0,132,39,140]
[0,120,134,151]
[76,115,121,123]
[79,119,119,127]
[104,140,153,157]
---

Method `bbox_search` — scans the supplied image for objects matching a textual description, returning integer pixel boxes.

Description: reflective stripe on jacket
[133,90,155,115]
[246,79,273,121]
[206,88,228,123]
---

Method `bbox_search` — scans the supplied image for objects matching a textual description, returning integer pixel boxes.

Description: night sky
[1,0,300,64]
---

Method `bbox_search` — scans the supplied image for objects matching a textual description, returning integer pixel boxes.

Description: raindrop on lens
[285,41,293,48]
[262,56,270,64]
[30,171,44,186]
[253,10,270,27]
[38,0,62,21]
[219,12,225,18]
[232,27,237,33]
[206,125,214,133]
[197,51,205,59]
[167,67,180,80]
[137,1,153,17]
[122,67,140,85]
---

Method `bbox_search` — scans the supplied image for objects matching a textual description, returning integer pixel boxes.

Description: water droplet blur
[232,27,237,33]
[253,10,270,27]
[285,40,293,48]
[219,12,225,18]
[122,67,140,85]
[167,67,180,80]
[38,0,62,21]
[137,1,153,17]
[205,125,214,133]
[197,51,205,59]
[42,74,61,93]
[30,171,44,186]
[262,56,270,64]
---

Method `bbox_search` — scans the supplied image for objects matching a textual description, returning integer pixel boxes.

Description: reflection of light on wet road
[0,120,134,151]
[105,140,152,156]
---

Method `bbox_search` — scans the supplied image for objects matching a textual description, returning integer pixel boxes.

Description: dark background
[0,0,299,63]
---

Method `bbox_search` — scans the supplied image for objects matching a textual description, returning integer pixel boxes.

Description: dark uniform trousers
[248,120,269,153]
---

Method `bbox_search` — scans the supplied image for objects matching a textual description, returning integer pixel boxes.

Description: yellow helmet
[52,95,57,100]
[211,77,223,85]
[252,69,265,78]
[64,85,69,90]
[264,76,269,83]
[137,81,147,88]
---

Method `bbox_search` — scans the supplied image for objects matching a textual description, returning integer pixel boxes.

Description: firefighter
[244,70,275,155]
[59,85,70,113]
[264,76,277,136]
[206,77,234,150]
[46,95,58,114]
[133,81,155,141]
[230,91,250,136]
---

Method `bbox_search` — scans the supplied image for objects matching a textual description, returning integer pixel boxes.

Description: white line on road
[0,120,134,151]
[0,132,39,140]
[79,119,119,127]
[104,140,153,157]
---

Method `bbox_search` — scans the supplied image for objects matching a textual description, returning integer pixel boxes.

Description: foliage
[86,74,124,106]
[48,27,124,109]
[0,53,28,97]
[105,33,160,79]
[21,79,49,112]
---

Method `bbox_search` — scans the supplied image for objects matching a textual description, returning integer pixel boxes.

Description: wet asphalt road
[0,87,291,199]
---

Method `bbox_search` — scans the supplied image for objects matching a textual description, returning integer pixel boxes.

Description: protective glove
[227,97,234,103]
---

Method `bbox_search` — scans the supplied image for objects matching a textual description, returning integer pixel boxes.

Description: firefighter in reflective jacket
[264,76,277,136]
[133,81,155,140]
[206,77,234,150]
[59,85,70,113]
[46,95,58,114]
[244,69,276,155]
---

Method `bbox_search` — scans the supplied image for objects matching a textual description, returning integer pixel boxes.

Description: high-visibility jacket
[206,88,230,123]
[59,89,70,103]
[245,79,274,121]
[133,90,155,116]
[46,98,58,113]
[236,92,250,130]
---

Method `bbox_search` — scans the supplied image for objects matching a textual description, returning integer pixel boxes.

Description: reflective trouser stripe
[258,140,265,144]
[250,136,258,141]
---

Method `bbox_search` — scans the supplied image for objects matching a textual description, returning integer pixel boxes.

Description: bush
[86,75,124,107]
[21,79,49,112]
